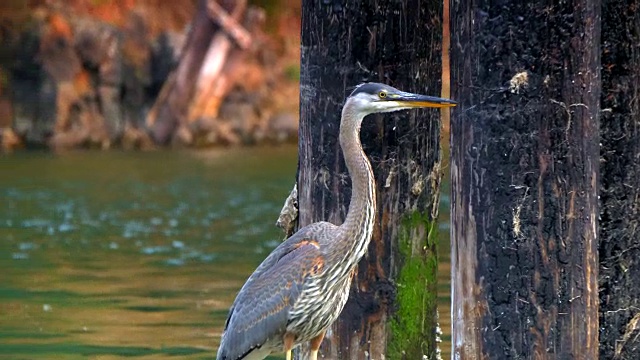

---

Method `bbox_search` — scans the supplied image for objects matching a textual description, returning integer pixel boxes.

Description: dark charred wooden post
[450,1,600,359]
[296,0,444,358]
[599,0,640,358]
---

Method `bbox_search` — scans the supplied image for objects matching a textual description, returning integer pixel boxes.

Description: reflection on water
[0,146,451,360]
[0,147,297,360]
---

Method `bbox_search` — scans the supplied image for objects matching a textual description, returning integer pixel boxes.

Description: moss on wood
[389,212,439,359]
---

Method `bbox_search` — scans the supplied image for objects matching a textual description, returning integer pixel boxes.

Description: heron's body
[216,83,456,360]
[220,221,358,360]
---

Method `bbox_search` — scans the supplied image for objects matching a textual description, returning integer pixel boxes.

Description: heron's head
[347,82,457,117]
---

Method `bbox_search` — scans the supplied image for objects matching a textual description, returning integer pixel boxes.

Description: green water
[0,146,452,360]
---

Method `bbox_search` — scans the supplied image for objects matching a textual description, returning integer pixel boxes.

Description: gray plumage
[216,83,456,360]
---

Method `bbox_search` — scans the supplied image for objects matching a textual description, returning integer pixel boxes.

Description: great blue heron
[216,82,457,360]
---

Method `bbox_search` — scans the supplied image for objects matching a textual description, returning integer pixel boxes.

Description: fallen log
[186,0,248,128]
[145,0,248,145]
[206,0,252,50]
[145,0,223,144]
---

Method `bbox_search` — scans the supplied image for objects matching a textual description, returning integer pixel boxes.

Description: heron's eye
[378,91,387,99]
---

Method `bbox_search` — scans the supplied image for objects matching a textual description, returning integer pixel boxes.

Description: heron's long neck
[336,102,376,266]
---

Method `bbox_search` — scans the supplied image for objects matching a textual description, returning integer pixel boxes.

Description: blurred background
[0,1,452,359]
[0,0,302,151]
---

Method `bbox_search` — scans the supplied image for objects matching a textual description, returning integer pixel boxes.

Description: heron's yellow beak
[390,92,457,108]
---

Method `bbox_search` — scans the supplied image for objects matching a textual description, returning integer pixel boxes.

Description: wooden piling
[450,0,600,358]
[296,0,445,358]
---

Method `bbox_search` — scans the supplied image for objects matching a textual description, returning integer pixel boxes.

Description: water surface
[0,146,451,359]
[0,147,299,359]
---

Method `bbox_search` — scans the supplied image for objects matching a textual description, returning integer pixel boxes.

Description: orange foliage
[87,0,136,25]
[73,70,92,97]
[60,0,196,37]
[2,1,196,39]
[47,12,74,41]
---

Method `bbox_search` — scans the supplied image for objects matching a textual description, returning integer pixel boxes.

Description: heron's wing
[217,226,329,360]
[249,222,333,279]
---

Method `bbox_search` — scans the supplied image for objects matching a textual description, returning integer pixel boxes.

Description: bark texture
[450,0,600,358]
[599,0,640,358]
[297,0,444,358]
